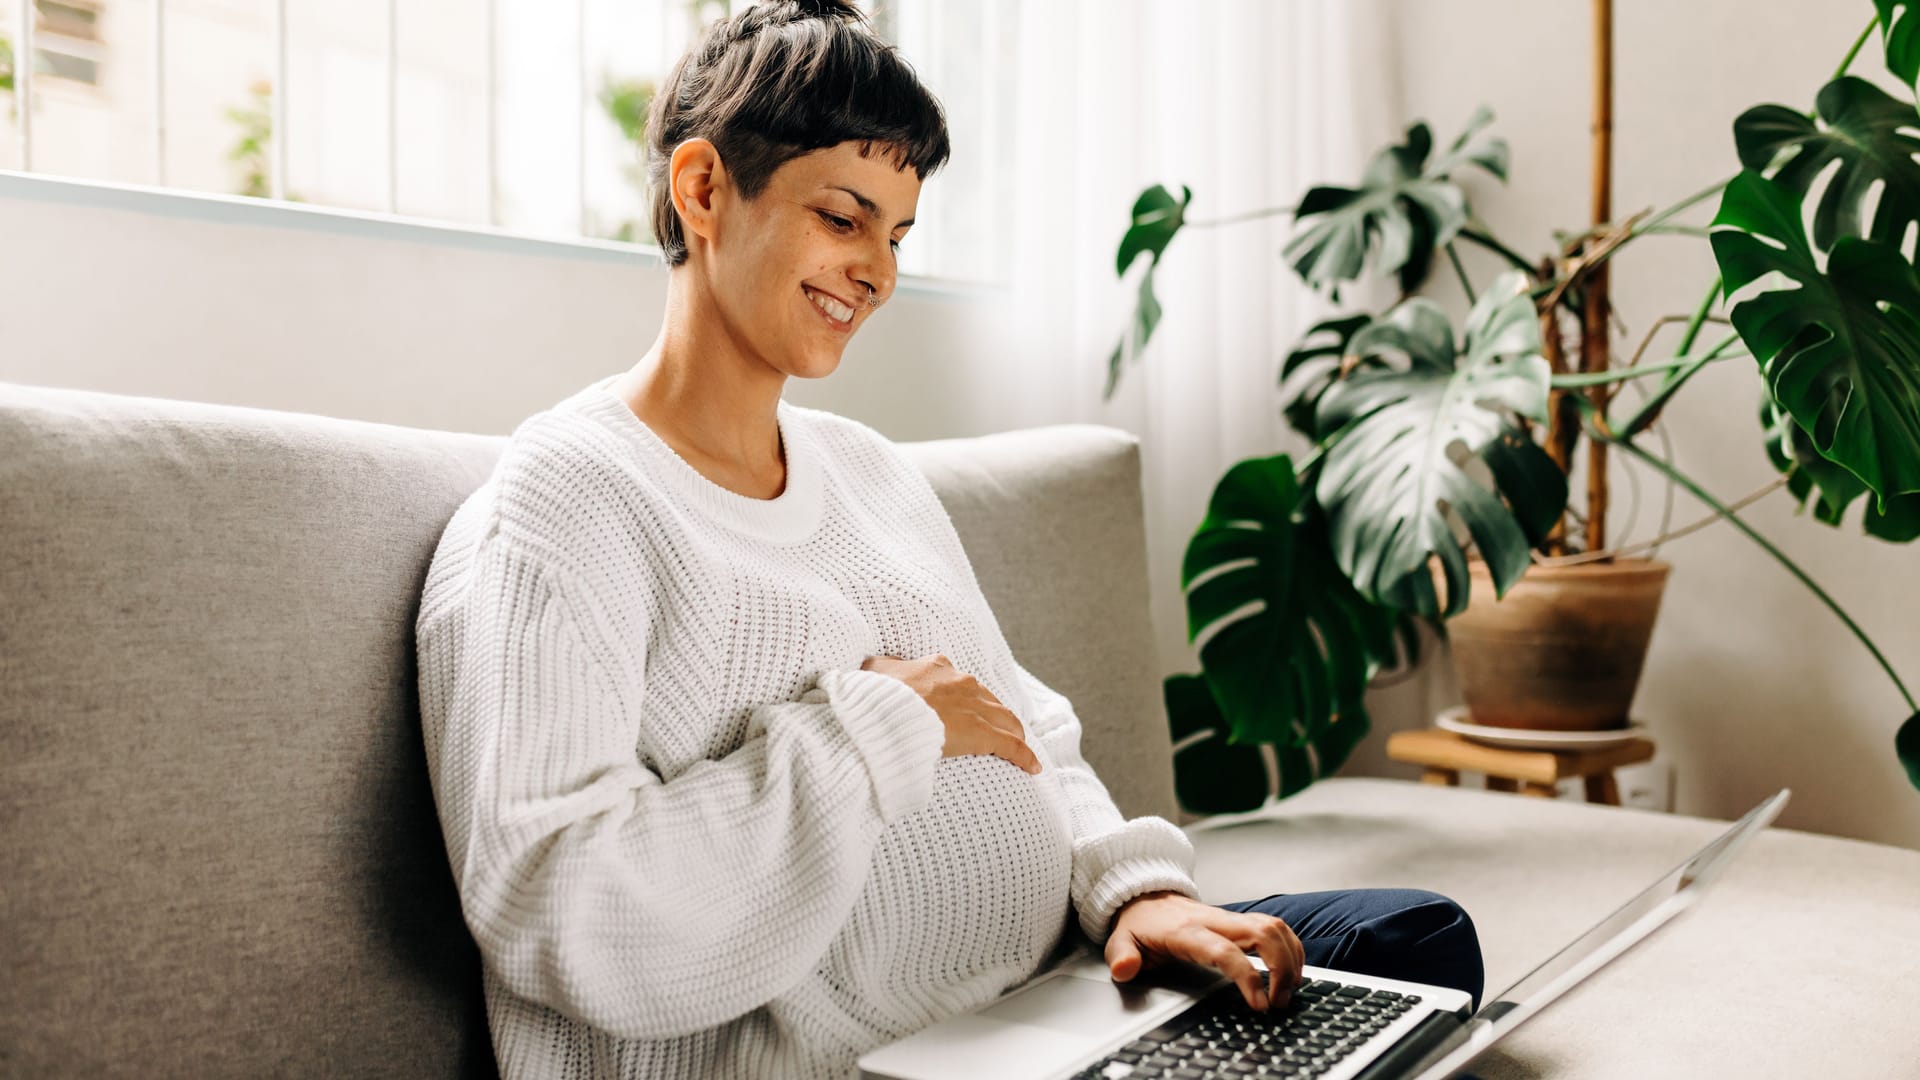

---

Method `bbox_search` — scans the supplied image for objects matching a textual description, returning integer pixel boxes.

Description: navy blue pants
[1215,888,1485,1012]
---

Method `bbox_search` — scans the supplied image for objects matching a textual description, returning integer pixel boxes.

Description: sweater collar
[573,373,825,545]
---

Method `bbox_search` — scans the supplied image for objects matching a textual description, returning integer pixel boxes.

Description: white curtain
[992,0,1414,730]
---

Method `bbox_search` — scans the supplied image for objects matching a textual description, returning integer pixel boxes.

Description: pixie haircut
[646,0,951,267]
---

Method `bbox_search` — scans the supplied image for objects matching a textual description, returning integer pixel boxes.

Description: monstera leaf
[1176,453,1406,800]
[1877,0,1920,89]
[1901,711,1920,789]
[1710,169,1920,508]
[1311,271,1562,618]
[1281,105,1509,304]
[1107,184,1192,400]
[1277,314,1376,441]
[1164,674,1269,814]
[1762,393,1920,540]
[1731,76,1920,254]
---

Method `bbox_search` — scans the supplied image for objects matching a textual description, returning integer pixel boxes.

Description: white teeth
[806,287,853,323]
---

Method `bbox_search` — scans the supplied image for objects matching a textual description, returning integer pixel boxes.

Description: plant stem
[1184,205,1293,229]
[1672,274,1722,359]
[1550,348,1741,388]
[1637,224,1713,238]
[1637,176,1733,235]
[1457,227,1536,276]
[1607,436,1917,713]
[1616,327,1742,436]
[1837,16,1876,79]
[1445,242,1476,302]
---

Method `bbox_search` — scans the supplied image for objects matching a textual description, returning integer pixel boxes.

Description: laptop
[859,788,1790,1080]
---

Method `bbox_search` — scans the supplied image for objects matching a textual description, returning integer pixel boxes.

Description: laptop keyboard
[1066,977,1423,1080]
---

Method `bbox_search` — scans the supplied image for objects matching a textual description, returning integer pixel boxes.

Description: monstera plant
[1120,4,1920,813]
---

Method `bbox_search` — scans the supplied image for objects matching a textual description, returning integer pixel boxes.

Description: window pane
[582,0,667,245]
[871,0,1012,284]
[395,0,487,223]
[286,0,388,212]
[161,1,278,199]
[0,0,1016,285]
[22,0,155,185]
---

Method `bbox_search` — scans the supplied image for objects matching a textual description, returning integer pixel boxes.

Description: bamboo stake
[1583,0,1614,556]
[1540,257,1577,556]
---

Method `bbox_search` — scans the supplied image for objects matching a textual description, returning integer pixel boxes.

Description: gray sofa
[3,381,1916,1079]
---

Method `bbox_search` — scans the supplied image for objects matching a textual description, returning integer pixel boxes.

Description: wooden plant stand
[1385,728,1654,806]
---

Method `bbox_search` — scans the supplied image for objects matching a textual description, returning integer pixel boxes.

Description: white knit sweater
[415,373,1200,1079]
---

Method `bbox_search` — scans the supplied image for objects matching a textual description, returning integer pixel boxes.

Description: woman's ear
[670,138,727,256]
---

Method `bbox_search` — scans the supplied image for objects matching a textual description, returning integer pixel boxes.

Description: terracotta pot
[1438,556,1671,731]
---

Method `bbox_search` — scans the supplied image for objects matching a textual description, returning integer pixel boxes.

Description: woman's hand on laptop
[1105,891,1305,1012]
[861,653,1042,774]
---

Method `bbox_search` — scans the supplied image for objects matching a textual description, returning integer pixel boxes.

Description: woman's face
[712,140,921,379]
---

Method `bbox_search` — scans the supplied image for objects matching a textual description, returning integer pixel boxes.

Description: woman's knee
[1394,890,1479,944]
[1381,889,1484,1006]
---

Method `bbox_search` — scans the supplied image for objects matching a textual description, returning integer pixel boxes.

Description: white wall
[5,0,1918,852]
[0,173,1017,441]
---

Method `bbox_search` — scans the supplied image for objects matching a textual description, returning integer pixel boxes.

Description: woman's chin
[786,350,845,380]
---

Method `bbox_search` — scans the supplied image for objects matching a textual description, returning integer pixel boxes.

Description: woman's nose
[851,241,896,307]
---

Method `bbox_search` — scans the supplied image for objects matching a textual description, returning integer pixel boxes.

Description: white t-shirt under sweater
[414,372,1201,1079]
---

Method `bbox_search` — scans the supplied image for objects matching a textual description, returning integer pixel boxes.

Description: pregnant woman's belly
[810,748,1076,1031]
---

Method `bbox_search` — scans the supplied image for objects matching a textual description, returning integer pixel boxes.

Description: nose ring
[865,284,880,308]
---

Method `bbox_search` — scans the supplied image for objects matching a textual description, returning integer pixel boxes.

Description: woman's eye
[818,210,854,232]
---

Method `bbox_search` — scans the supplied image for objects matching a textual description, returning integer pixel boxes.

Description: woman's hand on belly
[861,653,1042,775]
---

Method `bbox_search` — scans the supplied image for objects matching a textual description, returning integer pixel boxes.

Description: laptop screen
[1396,788,1789,1080]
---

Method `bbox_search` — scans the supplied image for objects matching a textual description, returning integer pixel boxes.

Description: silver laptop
[859,789,1790,1080]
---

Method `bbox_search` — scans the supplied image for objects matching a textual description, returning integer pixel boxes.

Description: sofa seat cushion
[1183,777,1920,1079]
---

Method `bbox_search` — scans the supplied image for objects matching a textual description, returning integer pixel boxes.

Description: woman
[414,2,1485,1077]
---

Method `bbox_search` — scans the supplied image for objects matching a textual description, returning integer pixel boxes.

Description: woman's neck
[616,271,788,481]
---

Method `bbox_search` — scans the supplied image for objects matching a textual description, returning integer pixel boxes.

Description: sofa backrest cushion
[0,382,1174,1076]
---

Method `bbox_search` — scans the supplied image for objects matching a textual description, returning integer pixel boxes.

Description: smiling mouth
[803,285,856,328]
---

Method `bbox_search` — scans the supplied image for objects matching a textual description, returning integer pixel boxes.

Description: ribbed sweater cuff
[1071,817,1201,943]
[811,668,945,824]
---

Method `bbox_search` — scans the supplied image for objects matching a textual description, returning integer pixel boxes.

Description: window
[0,0,1014,284]
[31,1,102,87]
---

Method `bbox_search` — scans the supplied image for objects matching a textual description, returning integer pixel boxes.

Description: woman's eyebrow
[827,185,915,229]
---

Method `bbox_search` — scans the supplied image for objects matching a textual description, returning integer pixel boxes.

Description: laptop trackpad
[977,971,1192,1037]
[857,971,1208,1078]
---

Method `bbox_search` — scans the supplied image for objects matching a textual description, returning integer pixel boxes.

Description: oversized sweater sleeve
[417,528,947,1041]
[1012,660,1202,943]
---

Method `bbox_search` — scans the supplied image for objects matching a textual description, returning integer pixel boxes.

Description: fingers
[1247,917,1304,1009]
[992,727,1042,774]
[1105,931,1143,983]
[1174,926,1267,1012]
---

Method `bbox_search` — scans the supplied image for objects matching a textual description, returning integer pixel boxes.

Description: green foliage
[1105,184,1190,401]
[593,75,657,244]
[1311,272,1563,617]
[1901,710,1920,788]
[1165,674,1267,814]
[1177,453,1411,802]
[223,80,302,202]
[1873,0,1920,88]
[1119,4,1920,808]
[1710,168,1920,509]
[1277,314,1376,441]
[1281,105,1507,305]
[1763,394,1920,539]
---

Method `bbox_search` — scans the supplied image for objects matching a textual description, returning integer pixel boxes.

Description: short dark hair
[646,0,951,267]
